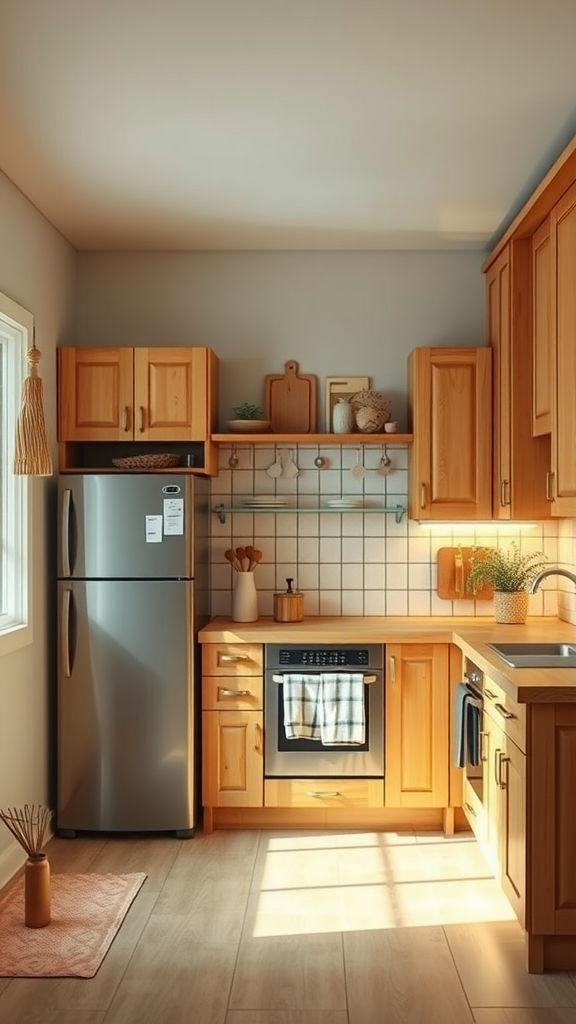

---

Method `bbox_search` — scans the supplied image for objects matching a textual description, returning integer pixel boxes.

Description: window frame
[0,289,32,656]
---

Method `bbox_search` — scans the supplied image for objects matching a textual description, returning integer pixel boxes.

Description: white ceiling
[2,0,576,252]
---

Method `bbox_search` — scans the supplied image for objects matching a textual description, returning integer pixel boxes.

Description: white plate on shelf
[326,498,365,509]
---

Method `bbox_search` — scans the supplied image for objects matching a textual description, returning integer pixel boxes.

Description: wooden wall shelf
[211,432,413,445]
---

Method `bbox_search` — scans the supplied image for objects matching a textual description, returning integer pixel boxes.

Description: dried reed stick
[0,804,51,857]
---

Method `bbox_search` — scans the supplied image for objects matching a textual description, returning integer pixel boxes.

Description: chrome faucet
[529,568,576,594]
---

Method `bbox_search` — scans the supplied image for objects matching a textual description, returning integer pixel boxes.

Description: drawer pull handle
[219,653,248,663]
[480,729,489,762]
[464,801,477,817]
[494,702,515,720]
[484,688,498,700]
[307,791,340,798]
[219,688,251,697]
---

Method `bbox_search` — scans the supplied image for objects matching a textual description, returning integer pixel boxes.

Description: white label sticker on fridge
[163,498,184,535]
[145,515,163,543]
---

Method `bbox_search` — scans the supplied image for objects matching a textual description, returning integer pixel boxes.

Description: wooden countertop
[199,615,576,703]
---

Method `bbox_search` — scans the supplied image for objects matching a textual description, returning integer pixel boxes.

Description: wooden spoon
[224,549,240,572]
[249,549,263,571]
[235,546,247,571]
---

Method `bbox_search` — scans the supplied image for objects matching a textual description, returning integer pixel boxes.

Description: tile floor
[1,829,576,1023]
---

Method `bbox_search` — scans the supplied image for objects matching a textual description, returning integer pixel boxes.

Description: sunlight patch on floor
[251,830,516,937]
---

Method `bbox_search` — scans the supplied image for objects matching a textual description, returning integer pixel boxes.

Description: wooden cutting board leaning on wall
[436,547,493,601]
[265,361,317,433]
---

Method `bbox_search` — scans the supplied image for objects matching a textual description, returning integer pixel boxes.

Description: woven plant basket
[493,591,529,624]
[111,453,180,469]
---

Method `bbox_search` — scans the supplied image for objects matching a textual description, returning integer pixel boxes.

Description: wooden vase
[25,853,51,928]
[493,590,529,625]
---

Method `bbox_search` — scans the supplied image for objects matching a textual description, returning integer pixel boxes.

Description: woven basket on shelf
[111,453,180,469]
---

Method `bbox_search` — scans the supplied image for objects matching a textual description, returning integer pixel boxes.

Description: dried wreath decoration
[0,804,52,857]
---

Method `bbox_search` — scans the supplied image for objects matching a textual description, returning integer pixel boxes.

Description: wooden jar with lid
[273,578,305,622]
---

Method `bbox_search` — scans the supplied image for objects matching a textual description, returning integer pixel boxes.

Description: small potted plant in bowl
[226,403,271,433]
[466,542,548,623]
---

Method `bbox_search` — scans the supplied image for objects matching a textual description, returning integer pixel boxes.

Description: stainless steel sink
[487,642,576,668]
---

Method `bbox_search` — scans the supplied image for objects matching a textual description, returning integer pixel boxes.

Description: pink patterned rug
[0,872,146,978]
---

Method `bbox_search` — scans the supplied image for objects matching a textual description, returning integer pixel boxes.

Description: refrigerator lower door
[57,579,197,833]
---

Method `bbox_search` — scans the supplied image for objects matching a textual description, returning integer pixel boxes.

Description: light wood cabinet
[201,642,264,831]
[58,346,216,442]
[485,242,551,520]
[202,709,264,809]
[532,218,553,437]
[407,347,492,520]
[550,180,576,515]
[481,704,526,926]
[385,643,449,808]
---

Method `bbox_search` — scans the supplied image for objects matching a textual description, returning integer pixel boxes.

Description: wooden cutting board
[436,547,493,601]
[265,361,317,433]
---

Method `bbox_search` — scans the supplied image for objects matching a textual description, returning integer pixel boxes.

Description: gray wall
[0,169,76,886]
[76,250,486,429]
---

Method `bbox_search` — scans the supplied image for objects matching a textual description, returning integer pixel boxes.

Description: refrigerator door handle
[61,488,72,577]
[61,588,73,677]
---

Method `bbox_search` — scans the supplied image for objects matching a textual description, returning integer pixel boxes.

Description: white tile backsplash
[209,443,561,619]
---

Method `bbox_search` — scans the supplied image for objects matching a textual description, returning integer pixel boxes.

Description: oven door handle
[272,673,377,684]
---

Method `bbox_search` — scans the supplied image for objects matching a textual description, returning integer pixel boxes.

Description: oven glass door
[265,672,384,778]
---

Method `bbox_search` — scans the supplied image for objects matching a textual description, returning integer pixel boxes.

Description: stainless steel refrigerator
[56,473,210,836]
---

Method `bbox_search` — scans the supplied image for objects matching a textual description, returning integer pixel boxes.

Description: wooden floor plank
[344,926,475,1024]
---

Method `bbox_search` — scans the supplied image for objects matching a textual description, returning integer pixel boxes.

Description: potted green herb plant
[226,403,271,433]
[466,542,548,623]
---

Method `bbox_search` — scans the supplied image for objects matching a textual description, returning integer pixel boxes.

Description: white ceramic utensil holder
[332,399,354,434]
[232,572,258,622]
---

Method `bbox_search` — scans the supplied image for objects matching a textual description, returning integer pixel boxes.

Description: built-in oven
[460,658,485,827]
[264,644,384,778]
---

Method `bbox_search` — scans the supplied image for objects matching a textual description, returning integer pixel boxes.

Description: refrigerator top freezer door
[58,474,198,579]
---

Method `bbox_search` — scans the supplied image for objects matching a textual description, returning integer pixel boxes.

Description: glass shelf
[213,503,406,524]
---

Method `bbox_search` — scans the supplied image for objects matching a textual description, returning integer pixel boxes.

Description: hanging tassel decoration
[13,338,53,477]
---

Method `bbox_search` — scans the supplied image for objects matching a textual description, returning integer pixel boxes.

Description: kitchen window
[0,289,31,655]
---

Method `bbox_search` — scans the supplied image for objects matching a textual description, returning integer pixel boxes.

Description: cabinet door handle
[484,688,498,700]
[139,406,145,433]
[219,653,248,663]
[254,722,262,753]
[480,729,489,762]
[494,748,502,787]
[464,801,477,817]
[389,655,397,684]
[420,483,427,510]
[307,791,340,798]
[500,479,510,507]
[546,471,555,502]
[494,702,515,720]
[499,753,510,789]
[219,687,251,698]
[124,406,131,432]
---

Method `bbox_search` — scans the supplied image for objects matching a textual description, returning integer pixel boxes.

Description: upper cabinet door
[58,348,134,441]
[551,181,576,516]
[134,348,204,441]
[408,347,492,520]
[532,219,553,437]
[485,240,551,520]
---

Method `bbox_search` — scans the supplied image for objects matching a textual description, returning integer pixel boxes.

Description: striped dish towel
[320,672,365,745]
[282,674,322,740]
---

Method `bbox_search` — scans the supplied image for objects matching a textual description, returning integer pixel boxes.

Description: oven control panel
[277,648,370,667]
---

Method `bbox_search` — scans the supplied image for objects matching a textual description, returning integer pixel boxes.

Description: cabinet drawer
[265,778,384,808]
[202,675,263,710]
[202,643,263,676]
[484,677,526,753]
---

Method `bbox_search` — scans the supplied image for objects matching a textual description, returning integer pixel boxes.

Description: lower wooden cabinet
[385,643,449,808]
[482,709,526,926]
[202,710,263,808]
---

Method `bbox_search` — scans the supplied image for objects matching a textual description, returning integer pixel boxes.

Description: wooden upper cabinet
[551,181,576,515]
[532,218,553,437]
[407,347,492,520]
[58,346,217,443]
[385,643,449,808]
[485,241,551,520]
